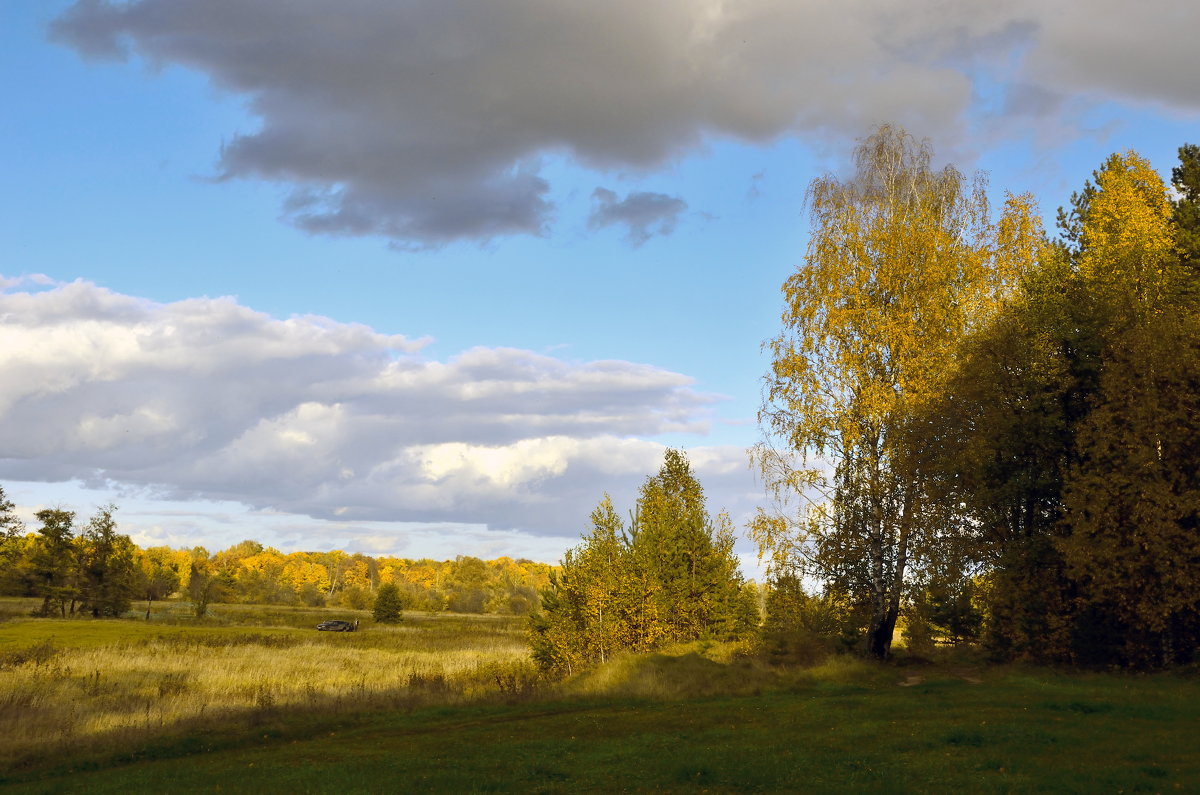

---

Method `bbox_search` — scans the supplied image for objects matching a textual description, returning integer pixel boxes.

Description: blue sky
[3,1,1197,569]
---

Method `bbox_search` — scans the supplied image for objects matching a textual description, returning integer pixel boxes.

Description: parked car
[316,619,359,632]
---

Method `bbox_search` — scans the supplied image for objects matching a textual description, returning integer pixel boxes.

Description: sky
[2,1,1198,571]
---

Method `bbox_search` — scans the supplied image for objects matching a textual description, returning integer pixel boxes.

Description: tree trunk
[867,610,898,659]
[868,495,912,660]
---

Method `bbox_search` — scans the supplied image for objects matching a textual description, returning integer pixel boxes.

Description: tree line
[0,489,552,618]
[753,125,1200,669]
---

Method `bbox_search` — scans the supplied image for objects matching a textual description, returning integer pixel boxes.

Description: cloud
[51,2,1196,248]
[0,278,756,536]
[0,273,59,290]
[588,188,688,245]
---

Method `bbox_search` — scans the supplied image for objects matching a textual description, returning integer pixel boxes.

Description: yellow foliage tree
[1057,152,1200,666]
[754,124,1042,658]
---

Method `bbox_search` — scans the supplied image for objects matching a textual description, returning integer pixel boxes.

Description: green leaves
[372,582,404,623]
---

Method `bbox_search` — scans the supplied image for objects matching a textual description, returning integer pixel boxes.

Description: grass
[6,665,1197,793]
[0,598,536,773]
[1,598,1196,792]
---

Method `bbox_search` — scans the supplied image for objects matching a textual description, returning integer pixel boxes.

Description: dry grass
[0,602,538,771]
[561,638,891,701]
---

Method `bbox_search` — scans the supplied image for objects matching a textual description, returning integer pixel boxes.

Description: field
[1,597,1197,793]
[0,598,536,773]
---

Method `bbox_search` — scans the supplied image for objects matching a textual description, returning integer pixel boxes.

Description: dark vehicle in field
[316,619,359,632]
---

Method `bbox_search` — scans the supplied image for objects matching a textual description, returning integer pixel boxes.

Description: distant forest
[0,492,552,618]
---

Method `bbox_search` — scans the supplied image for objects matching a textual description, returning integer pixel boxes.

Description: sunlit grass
[0,600,536,771]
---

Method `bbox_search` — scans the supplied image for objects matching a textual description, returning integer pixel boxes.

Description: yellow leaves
[1078,151,1180,313]
[761,124,1044,532]
[238,551,285,575]
[280,556,331,594]
[772,127,1043,461]
[342,559,371,589]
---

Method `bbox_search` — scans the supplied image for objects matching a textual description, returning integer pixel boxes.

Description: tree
[754,124,1041,658]
[446,556,490,613]
[0,487,27,597]
[1055,151,1200,667]
[372,582,404,623]
[30,509,79,617]
[758,573,852,664]
[0,486,22,558]
[79,505,138,617]
[0,485,23,578]
[529,494,631,673]
[1172,143,1200,274]
[187,548,231,618]
[529,450,753,674]
[630,450,753,646]
[918,149,1200,667]
[137,546,182,620]
[908,252,1086,662]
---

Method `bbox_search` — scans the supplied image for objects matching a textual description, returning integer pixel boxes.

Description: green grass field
[1,598,1196,793]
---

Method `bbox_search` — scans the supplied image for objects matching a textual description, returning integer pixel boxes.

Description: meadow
[0,597,1197,793]
[0,598,537,774]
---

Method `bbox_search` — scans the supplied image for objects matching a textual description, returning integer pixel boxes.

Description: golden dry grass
[0,603,537,770]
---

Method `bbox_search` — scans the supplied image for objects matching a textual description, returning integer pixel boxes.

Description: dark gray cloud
[0,278,752,535]
[588,188,687,245]
[49,1,1200,248]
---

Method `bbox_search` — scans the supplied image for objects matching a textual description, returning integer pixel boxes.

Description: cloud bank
[0,277,757,537]
[49,1,1200,248]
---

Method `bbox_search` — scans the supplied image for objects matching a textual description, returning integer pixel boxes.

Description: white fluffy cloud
[0,277,756,536]
[49,1,1199,247]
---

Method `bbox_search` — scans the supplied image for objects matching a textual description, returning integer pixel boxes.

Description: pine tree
[631,450,752,644]
[529,450,753,674]
[1172,143,1200,275]
[372,582,404,623]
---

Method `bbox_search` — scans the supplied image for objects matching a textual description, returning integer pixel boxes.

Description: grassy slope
[5,664,1197,793]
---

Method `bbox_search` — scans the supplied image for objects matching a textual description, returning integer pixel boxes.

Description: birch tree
[754,124,1041,658]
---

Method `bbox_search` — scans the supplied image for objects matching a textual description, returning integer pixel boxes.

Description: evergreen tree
[529,450,753,674]
[631,450,753,645]
[372,582,404,623]
[1172,143,1200,274]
